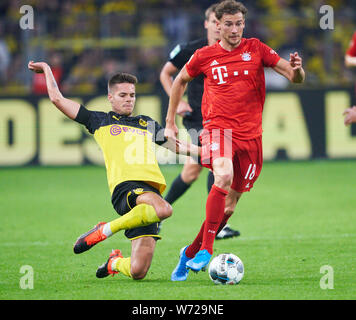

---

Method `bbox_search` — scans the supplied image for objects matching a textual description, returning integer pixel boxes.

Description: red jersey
[346,31,356,57]
[185,38,280,140]
[32,67,62,95]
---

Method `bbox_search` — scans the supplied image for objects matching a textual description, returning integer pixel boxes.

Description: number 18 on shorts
[200,128,263,193]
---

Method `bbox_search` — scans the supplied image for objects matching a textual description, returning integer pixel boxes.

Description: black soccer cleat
[96,249,123,278]
[215,224,241,240]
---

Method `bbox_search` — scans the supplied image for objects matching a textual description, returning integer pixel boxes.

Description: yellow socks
[112,257,132,278]
[108,204,160,235]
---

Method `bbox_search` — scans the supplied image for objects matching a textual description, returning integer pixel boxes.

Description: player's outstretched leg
[73,222,108,254]
[186,249,212,272]
[73,203,164,254]
[171,246,191,281]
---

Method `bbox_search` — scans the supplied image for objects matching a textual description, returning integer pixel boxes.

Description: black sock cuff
[164,174,191,204]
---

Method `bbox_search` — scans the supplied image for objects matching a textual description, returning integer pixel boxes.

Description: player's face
[108,83,136,116]
[205,12,220,43]
[217,12,245,48]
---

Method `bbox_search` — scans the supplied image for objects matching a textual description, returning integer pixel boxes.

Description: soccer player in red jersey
[160,3,240,241]
[345,31,356,68]
[165,0,305,279]
[343,31,356,125]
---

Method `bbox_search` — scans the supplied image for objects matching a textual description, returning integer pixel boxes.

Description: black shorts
[111,181,162,241]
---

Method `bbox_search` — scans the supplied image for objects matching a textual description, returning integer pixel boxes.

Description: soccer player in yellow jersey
[28,60,200,280]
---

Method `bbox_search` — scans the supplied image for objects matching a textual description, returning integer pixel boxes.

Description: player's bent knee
[156,202,173,220]
[130,237,155,280]
[183,172,199,184]
[190,170,202,182]
[181,164,202,184]
[131,269,147,280]
[214,173,233,189]
[130,257,149,280]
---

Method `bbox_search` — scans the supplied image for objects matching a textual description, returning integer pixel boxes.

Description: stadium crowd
[0,0,355,95]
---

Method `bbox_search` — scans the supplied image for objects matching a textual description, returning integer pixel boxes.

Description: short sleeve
[74,105,106,134]
[259,41,281,68]
[185,50,203,78]
[346,32,356,57]
[169,43,192,70]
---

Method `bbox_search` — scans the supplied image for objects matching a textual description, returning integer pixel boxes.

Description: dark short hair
[215,0,248,20]
[108,72,138,91]
[205,3,218,21]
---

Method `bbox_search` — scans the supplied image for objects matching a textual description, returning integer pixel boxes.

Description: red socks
[185,185,228,257]
[202,185,228,254]
[185,221,205,258]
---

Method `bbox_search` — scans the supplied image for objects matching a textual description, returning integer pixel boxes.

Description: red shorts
[200,129,263,193]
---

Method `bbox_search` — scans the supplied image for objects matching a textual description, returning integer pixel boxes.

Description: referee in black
[159,3,240,240]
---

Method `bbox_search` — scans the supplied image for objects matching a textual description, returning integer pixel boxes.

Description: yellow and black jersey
[75,105,167,195]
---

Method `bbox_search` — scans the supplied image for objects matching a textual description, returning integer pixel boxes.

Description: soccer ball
[208,253,244,285]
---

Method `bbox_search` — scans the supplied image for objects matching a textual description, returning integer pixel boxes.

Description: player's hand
[289,52,302,71]
[343,106,356,126]
[164,121,179,139]
[28,61,48,73]
[177,100,193,118]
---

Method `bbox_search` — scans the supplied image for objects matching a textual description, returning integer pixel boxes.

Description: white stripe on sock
[102,223,113,237]
[111,257,119,272]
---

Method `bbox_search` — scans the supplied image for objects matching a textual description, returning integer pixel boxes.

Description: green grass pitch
[1,160,355,300]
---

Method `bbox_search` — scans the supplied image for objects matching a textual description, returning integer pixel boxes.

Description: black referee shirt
[168,38,208,128]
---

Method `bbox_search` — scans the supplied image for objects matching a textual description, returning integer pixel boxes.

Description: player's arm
[272,52,305,84]
[160,62,193,117]
[28,61,80,119]
[161,136,201,159]
[343,106,356,125]
[345,54,356,68]
[160,62,179,96]
[164,66,194,138]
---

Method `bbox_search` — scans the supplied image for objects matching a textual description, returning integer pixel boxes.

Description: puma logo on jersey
[139,119,148,127]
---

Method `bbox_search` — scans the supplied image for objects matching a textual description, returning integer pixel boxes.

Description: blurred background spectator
[0,0,355,95]
[0,22,11,86]
[32,52,63,94]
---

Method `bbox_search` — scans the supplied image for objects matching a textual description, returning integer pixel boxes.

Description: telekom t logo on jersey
[212,65,249,85]
[212,66,228,84]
